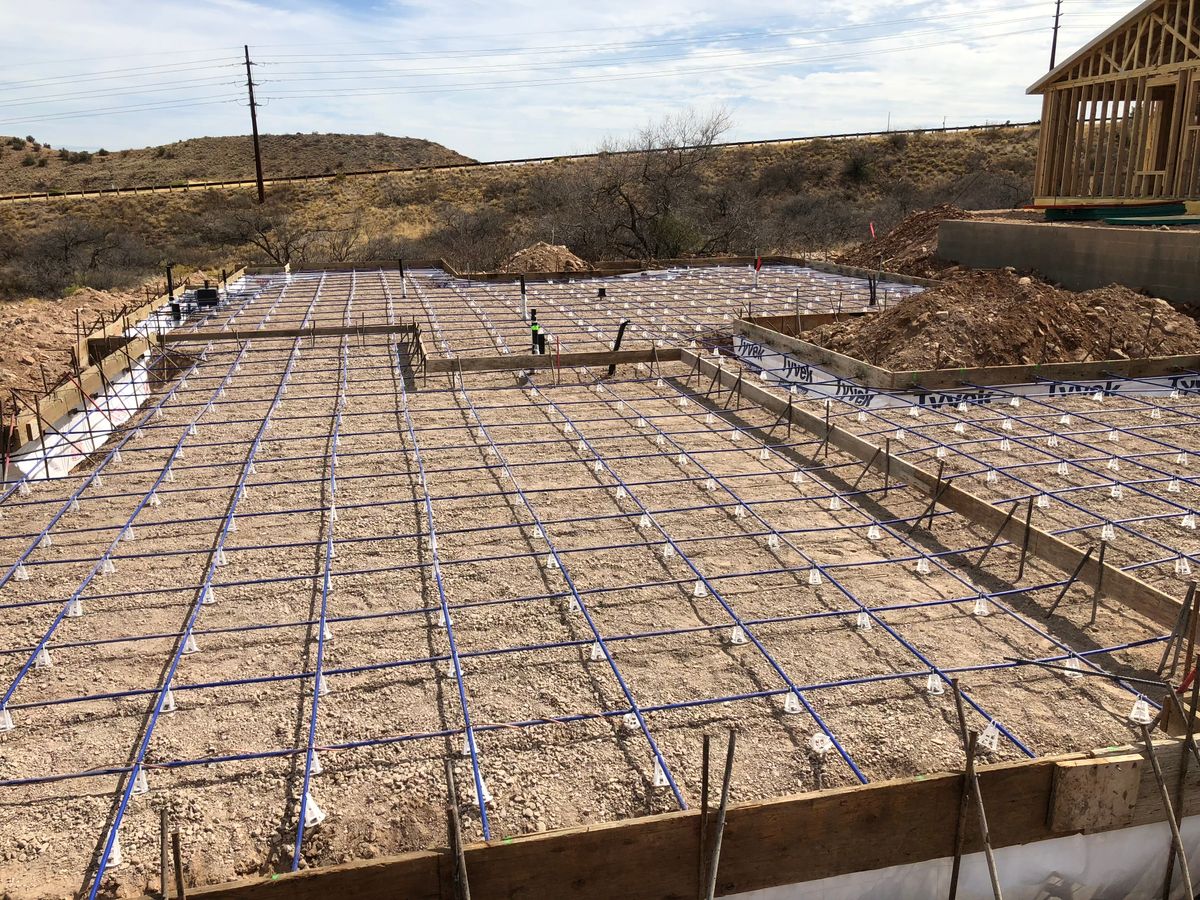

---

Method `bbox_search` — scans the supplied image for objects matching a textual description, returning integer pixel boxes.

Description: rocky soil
[501,242,590,273]
[806,269,1200,370]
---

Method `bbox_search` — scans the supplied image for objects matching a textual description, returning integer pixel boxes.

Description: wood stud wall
[1033,0,1200,203]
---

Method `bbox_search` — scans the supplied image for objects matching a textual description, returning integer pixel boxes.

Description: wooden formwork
[185,735,1197,900]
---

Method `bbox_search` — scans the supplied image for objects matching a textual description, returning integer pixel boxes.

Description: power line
[261,25,1066,101]
[0,95,243,127]
[0,59,240,92]
[0,76,244,110]
[254,1,1123,62]
[256,12,1110,85]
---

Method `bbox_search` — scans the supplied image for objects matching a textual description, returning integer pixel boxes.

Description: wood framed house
[1029,0,1200,208]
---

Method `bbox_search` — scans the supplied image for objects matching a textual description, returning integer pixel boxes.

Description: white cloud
[0,0,1137,159]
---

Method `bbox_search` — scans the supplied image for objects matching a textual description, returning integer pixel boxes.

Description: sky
[0,0,1137,161]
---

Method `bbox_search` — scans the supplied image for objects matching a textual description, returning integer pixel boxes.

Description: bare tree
[587,107,734,260]
[201,197,324,266]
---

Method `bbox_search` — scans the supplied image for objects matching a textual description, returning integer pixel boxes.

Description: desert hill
[0,132,474,194]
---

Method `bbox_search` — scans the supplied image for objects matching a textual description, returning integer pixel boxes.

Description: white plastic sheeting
[734,334,1200,411]
[5,355,150,482]
[727,816,1200,900]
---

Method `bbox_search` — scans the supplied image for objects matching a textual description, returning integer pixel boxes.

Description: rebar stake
[444,759,472,900]
[1045,546,1095,618]
[159,808,169,899]
[1089,540,1108,626]
[698,734,710,900]
[977,501,1020,568]
[704,730,736,900]
[1140,723,1194,900]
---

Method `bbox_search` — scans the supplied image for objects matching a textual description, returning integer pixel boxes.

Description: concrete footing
[938,219,1200,304]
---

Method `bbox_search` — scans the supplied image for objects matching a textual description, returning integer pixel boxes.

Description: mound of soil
[502,242,589,273]
[836,204,969,278]
[805,270,1200,370]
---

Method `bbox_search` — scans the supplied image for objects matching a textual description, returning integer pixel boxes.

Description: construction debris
[805,269,1200,369]
[501,241,590,273]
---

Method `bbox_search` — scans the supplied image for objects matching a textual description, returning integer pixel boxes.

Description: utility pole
[244,44,265,204]
[1049,0,1063,70]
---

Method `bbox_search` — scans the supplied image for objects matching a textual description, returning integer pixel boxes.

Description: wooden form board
[159,322,419,344]
[186,737,1200,900]
[74,267,246,369]
[744,312,867,337]
[424,347,682,374]
[678,349,1183,629]
[250,256,939,290]
[736,319,1200,392]
[1048,753,1144,832]
[11,333,154,449]
[9,267,244,454]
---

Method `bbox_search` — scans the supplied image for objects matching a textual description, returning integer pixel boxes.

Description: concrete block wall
[938,220,1200,304]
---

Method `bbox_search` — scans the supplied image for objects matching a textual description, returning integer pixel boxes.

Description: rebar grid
[0,265,1188,897]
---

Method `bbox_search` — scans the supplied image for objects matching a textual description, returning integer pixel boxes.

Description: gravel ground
[0,266,1181,898]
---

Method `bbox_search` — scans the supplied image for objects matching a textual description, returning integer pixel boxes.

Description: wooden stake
[969,730,1004,900]
[883,439,891,497]
[1182,580,1200,680]
[950,681,1003,900]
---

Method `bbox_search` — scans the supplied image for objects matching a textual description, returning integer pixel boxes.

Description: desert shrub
[841,151,873,184]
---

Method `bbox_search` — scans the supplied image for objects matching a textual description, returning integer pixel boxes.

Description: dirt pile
[836,204,969,278]
[0,285,150,404]
[805,270,1200,370]
[501,242,590,273]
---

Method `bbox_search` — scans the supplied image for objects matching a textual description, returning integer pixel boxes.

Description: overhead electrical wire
[0,76,244,110]
[0,96,244,127]
[0,2,1124,127]
[255,12,1106,85]
[260,25,1093,101]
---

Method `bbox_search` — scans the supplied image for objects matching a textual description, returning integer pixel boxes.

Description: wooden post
[244,45,265,204]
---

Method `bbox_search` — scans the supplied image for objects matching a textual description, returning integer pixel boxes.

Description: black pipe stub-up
[530,309,543,354]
